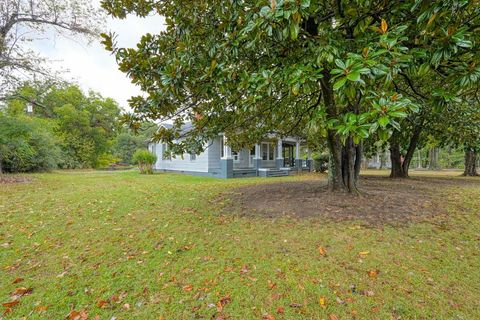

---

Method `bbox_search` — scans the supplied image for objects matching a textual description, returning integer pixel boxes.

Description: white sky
[32,5,165,111]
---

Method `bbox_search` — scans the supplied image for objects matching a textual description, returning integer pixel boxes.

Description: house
[148,123,313,178]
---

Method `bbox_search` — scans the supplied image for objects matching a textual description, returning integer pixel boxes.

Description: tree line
[0,82,154,173]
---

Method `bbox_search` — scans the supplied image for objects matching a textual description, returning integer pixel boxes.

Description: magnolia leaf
[333,77,347,90]
[378,116,390,127]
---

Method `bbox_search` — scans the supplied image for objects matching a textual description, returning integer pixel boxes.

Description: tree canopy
[0,0,104,91]
[102,0,480,191]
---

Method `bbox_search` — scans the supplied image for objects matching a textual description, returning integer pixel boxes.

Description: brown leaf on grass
[96,299,109,308]
[68,310,88,320]
[109,294,120,303]
[267,280,277,290]
[12,278,24,284]
[289,302,302,308]
[123,303,131,310]
[361,290,375,297]
[216,295,231,312]
[224,266,234,272]
[183,284,193,292]
[263,314,275,320]
[329,314,339,320]
[276,306,285,314]
[3,307,13,316]
[317,246,327,256]
[11,287,33,298]
[371,306,380,313]
[240,265,249,274]
[36,305,48,312]
[367,269,380,278]
[2,301,19,308]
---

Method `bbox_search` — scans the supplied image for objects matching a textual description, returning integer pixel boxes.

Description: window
[261,143,275,161]
[190,153,196,161]
[232,150,239,162]
[220,136,224,158]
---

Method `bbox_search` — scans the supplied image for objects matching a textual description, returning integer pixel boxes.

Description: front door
[283,144,295,167]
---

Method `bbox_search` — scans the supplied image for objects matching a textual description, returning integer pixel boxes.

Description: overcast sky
[33,5,165,111]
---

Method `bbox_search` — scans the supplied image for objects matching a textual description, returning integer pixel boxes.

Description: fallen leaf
[263,314,275,320]
[240,265,249,274]
[2,301,19,308]
[123,303,130,310]
[183,284,193,292]
[358,251,369,258]
[276,306,285,314]
[319,296,327,308]
[11,287,33,298]
[36,305,48,312]
[329,314,339,320]
[367,269,380,278]
[372,306,380,313]
[97,299,109,308]
[317,246,327,256]
[267,280,276,290]
[12,278,24,284]
[216,295,231,312]
[68,310,88,320]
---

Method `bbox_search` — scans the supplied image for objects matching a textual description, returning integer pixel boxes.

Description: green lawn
[1,171,479,319]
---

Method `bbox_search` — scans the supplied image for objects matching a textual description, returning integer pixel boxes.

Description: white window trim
[261,142,275,161]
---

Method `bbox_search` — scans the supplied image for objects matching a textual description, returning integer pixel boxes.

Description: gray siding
[151,142,209,173]
[208,137,222,171]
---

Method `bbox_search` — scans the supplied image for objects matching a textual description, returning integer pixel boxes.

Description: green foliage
[2,83,122,170]
[132,149,157,174]
[96,153,121,169]
[102,0,479,190]
[0,115,60,173]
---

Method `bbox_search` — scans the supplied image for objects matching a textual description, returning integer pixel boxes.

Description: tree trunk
[389,120,423,178]
[389,142,407,178]
[321,74,359,193]
[354,142,363,182]
[463,149,478,176]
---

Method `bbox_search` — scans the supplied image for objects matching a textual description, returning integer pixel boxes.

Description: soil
[223,175,478,226]
[0,175,32,184]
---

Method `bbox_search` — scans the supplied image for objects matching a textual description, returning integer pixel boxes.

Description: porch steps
[258,168,290,178]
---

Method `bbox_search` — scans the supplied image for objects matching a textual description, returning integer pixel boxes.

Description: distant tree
[0,0,104,91]
[2,83,122,169]
[0,114,60,173]
[132,149,156,174]
[102,0,479,193]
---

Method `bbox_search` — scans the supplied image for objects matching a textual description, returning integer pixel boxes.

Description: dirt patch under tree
[222,175,476,226]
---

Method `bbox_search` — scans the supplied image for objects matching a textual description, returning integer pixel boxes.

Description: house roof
[160,122,193,134]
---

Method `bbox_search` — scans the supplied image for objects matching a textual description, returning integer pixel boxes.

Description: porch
[220,136,313,178]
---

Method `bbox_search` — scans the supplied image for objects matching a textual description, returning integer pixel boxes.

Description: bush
[97,153,121,169]
[132,149,157,174]
[0,115,61,173]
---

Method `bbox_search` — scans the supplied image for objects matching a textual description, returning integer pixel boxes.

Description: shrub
[0,115,61,173]
[97,153,121,169]
[132,149,157,174]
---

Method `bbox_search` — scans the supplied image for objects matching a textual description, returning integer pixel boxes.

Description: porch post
[276,139,284,169]
[307,148,313,172]
[220,134,233,179]
[295,140,302,171]
[253,143,262,172]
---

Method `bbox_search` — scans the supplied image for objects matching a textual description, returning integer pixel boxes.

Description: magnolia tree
[102,0,479,192]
